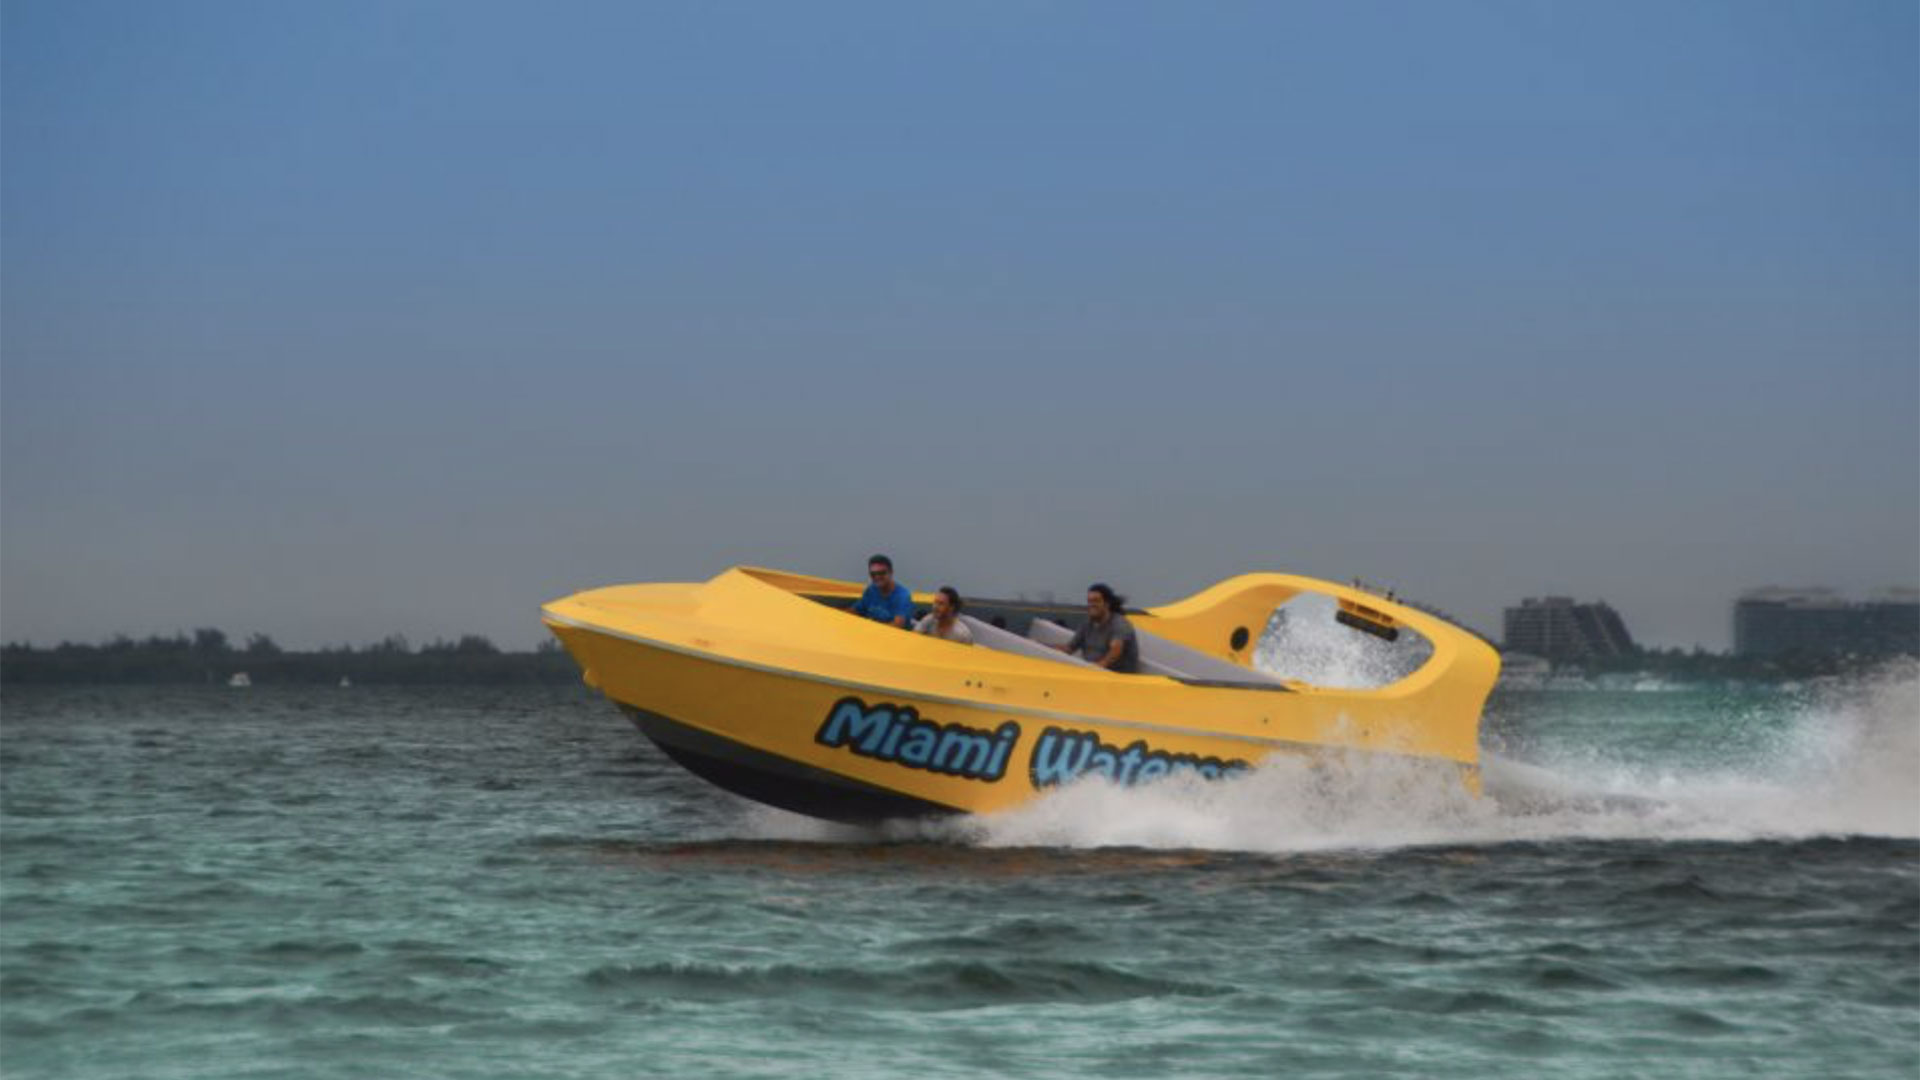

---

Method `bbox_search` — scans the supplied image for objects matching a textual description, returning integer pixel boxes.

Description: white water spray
[1253,590,1434,689]
[743,663,1919,853]
[955,662,1919,851]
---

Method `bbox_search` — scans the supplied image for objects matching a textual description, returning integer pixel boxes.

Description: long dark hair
[1088,582,1126,613]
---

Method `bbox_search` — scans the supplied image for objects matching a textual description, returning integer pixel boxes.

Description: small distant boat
[227,672,252,688]
[543,566,1500,824]
[338,676,352,688]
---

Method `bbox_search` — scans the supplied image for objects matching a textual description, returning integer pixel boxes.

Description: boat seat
[1026,617,1074,649]
[1030,617,1284,686]
[958,614,1098,668]
[1135,627,1288,686]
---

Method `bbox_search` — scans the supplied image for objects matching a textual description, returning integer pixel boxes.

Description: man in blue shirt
[851,553,914,628]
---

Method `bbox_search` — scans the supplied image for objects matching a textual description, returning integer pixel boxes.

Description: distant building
[1501,597,1636,662]
[1733,587,1920,658]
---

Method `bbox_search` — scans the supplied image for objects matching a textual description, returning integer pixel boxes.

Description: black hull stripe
[620,705,960,824]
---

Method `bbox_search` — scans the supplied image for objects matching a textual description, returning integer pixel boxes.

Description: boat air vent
[1229,627,1250,652]
[1335,598,1400,642]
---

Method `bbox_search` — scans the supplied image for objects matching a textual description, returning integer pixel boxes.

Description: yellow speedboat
[542,567,1500,823]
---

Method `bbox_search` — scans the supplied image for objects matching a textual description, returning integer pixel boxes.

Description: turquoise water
[3,675,1916,1078]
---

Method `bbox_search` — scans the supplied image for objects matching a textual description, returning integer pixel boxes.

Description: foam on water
[745,662,1920,853]
[1498,663,1918,837]
[971,661,1919,852]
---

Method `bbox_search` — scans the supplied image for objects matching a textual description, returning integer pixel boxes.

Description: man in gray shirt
[913,586,975,644]
[1063,583,1139,673]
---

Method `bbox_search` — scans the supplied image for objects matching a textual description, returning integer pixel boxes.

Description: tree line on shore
[0,629,580,685]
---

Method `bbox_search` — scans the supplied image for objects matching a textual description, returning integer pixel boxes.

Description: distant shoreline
[4,630,1905,687]
[0,632,580,686]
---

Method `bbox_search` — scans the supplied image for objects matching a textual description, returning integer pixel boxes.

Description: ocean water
[2,671,1916,1079]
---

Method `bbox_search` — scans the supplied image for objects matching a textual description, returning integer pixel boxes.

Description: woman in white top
[913,586,975,645]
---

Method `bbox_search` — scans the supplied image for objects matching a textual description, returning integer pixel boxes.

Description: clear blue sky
[4,0,1915,651]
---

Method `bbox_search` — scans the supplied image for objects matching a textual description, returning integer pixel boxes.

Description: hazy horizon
[4,576,1919,656]
[5,1,1916,653]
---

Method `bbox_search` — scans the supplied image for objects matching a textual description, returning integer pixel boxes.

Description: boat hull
[621,703,957,822]
[545,582,1490,822]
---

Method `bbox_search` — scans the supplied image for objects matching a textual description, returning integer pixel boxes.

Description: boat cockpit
[802,590,1294,689]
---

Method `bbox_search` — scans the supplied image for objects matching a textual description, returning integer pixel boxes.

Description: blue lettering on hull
[1029,727,1252,788]
[813,701,1254,793]
[815,697,1019,783]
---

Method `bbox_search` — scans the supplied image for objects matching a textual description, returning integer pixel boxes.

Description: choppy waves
[582,957,1225,1009]
[2,681,1914,1080]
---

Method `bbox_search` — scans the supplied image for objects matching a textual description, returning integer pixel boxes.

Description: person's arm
[1103,621,1138,671]
[888,589,912,629]
[1057,627,1085,655]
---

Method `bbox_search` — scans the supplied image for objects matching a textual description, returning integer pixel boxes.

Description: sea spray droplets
[927,665,1920,853]
[941,752,1492,853]
[1781,659,1920,837]
[1254,591,1434,690]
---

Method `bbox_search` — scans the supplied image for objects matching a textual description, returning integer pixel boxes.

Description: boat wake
[742,662,1918,853]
